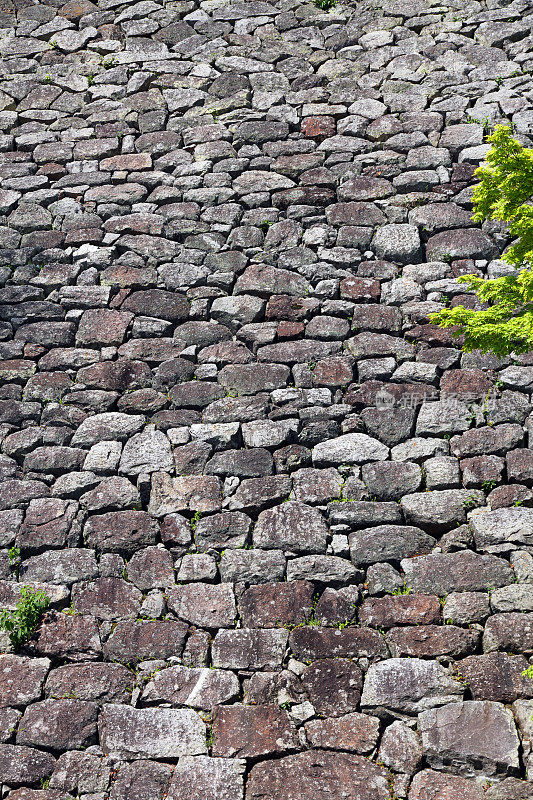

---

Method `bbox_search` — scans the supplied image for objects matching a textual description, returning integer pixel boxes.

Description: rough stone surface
[0,0,531,791]
[99,706,206,759]
[247,751,392,800]
[361,658,463,714]
[418,701,521,776]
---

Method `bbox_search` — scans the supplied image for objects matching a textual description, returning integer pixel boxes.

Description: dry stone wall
[0,0,532,797]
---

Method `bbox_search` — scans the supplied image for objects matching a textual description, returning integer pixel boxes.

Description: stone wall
[0,0,532,798]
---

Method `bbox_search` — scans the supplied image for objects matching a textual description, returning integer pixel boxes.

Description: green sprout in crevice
[0,586,50,650]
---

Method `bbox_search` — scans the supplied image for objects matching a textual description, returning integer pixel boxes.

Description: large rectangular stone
[99,705,206,759]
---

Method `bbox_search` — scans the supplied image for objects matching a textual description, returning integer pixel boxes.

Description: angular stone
[211,629,288,670]
[206,448,273,478]
[103,620,188,662]
[218,363,289,395]
[289,626,388,662]
[119,429,173,476]
[491,583,533,612]
[426,229,497,262]
[76,310,133,347]
[235,264,308,298]
[16,699,97,751]
[219,549,286,584]
[450,423,523,458]
[45,662,133,704]
[84,511,158,556]
[72,578,142,621]
[23,446,85,475]
[442,591,490,625]
[378,720,422,774]
[330,501,403,530]
[239,581,314,628]
[143,665,239,710]
[291,468,343,504]
[361,407,416,447]
[416,399,472,436]
[0,744,55,787]
[166,584,236,628]
[241,419,296,450]
[247,751,392,800]
[401,489,485,532]
[458,652,533,703]
[0,580,67,611]
[313,586,360,626]
[418,700,520,776]
[212,704,299,758]
[361,462,422,500]
[107,760,171,800]
[20,550,98,586]
[511,700,533,780]
[470,506,533,552]
[121,290,189,321]
[287,555,358,583]
[361,658,463,713]
[148,473,222,515]
[228,476,292,513]
[304,712,380,754]
[461,454,505,489]
[0,708,20,743]
[301,659,362,717]
[359,595,441,629]
[485,776,533,800]
[194,512,251,551]
[32,612,101,662]
[387,624,479,659]
[313,433,389,466]
[350,525,435,566]
[170,382,225,409]
[409,770,485,800]
[483,612,533,654]
[18,498,78,552]
[253,501,328,553]
[166,756,245,800]
[100,705,206,759]
[71,413,144,447]
[372,224,422,264]
[402,551,513,594]
[0,655,50,708]
[126,546,175,590]
[507,448,533,485]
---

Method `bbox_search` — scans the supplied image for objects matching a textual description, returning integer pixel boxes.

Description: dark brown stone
[358,595,441,629]
[409,769,485,800]
[0,655,49,708]
[301,659,363,717]
[211,704,299,758]
[32,612,102,661]
[247,751,392,800]
[45,662,133,704]
[16,699,98,751]
[84,511,158,556]
[304,712,380,753]
[0,744,55,787]
[387,625,479,658]
[103,620,188,662]
[289,626,388,662]
[238,581,314,628]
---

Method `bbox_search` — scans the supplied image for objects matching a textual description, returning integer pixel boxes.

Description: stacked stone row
[0,0,532,798]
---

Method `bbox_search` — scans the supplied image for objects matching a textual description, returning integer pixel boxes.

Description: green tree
[430,125,533,356]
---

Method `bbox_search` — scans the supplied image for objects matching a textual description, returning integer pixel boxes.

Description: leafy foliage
[0,586,50,650]
[430,126,533,356]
